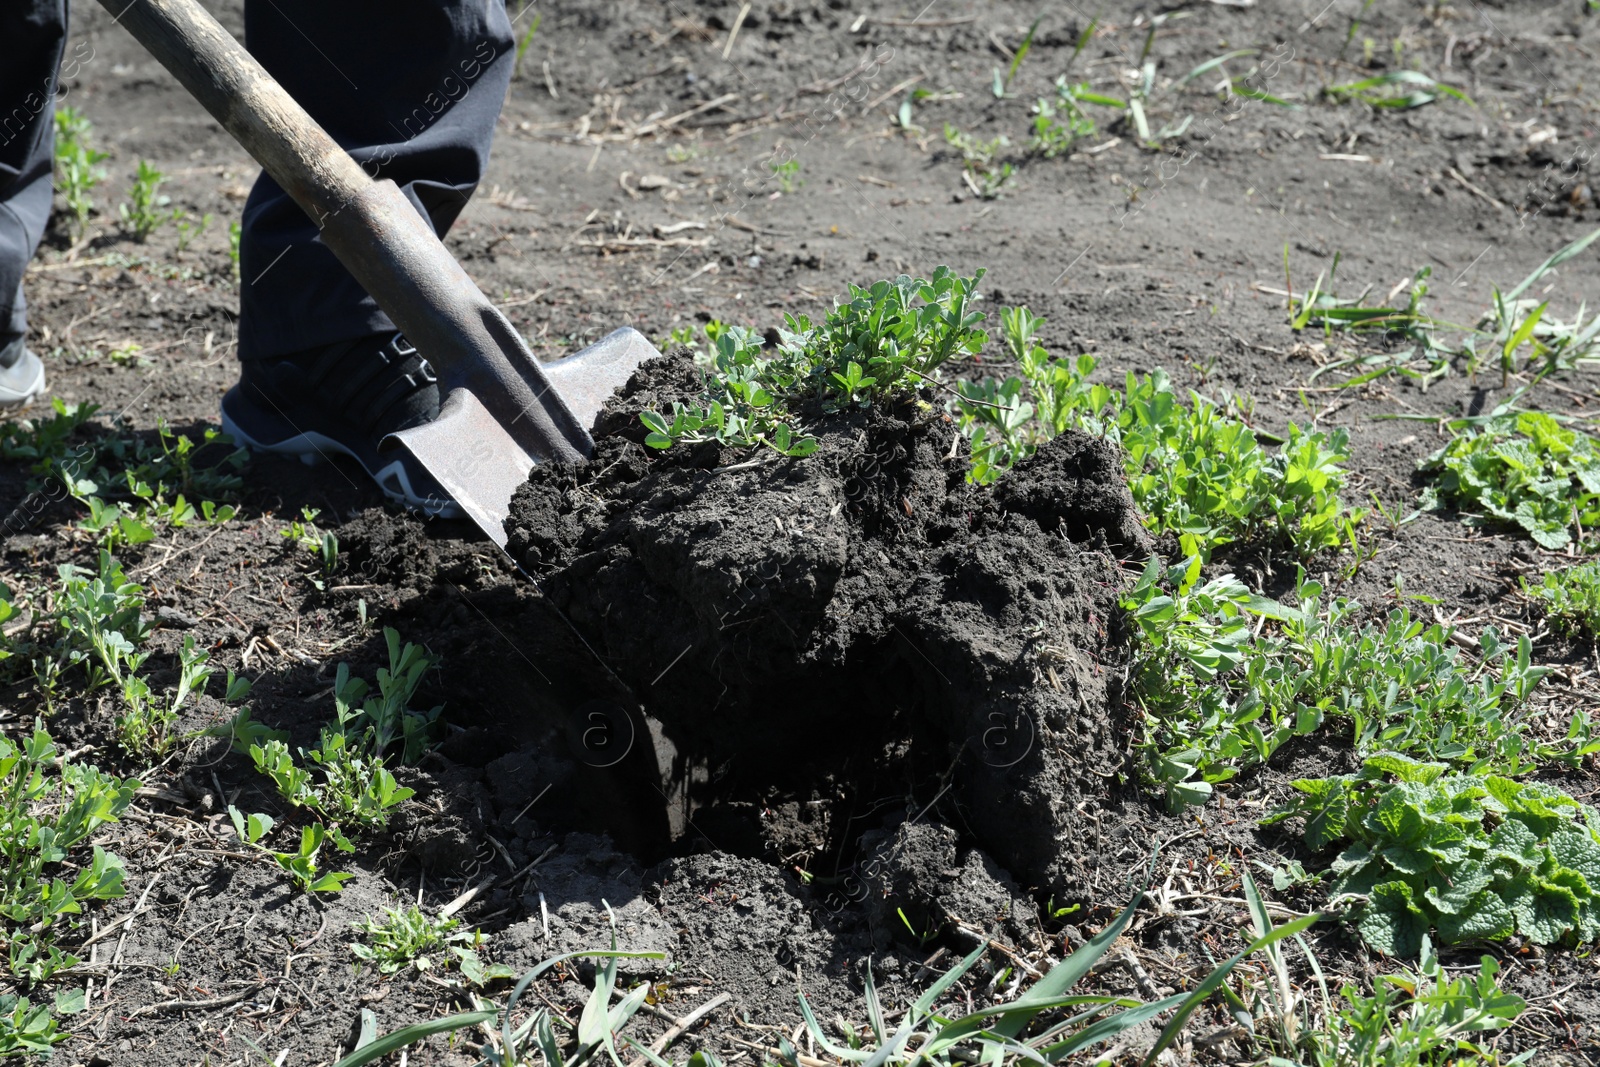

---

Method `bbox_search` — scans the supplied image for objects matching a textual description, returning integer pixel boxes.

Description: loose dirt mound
[504,353,1151,897]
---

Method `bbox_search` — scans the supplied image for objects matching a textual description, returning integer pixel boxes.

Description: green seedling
[0,726,136,1046]
[344,875,1315,1067]
[349,906,514,983]
[0,396,98,465]
[114,633,214,759]
[118,160,173,242]
[952,322,1362,561]
[281,505,322,550]
[1325,71,1472,110]
[1483,227,1600,385]
[513,9,542,80]
[49,419,247,551]
[1527,559,1600,637]
[53,107,108,241]
[43,552,239,756]
[1028,81,1099,157]
[106,341,149,368]
[1295,229,1600,391]
[1295,945,1524,1064]
[1124,562,1561,808]
[992,15,1041,98]
[0,995,73,1056]
[654,325,696,351]
[895,908,939,947]
[1420,410,1600,550]
[1338,0,1378,61]
[173,211,211,254]
[768,158,802,194]
[228,806,353,894]
[1266,753,1600,955]
[797,882,1314,1067]
[943,124,1012,198]
[246,628,434,834]
[1230,869,1524,1063]
[351,906,461,974]
[642,269,985,459]
[228,220,241,281]
[1295,262,1451,389]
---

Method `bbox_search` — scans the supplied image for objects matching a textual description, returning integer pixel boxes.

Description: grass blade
[330,1010,497,1067]
[1175,49,1257,90]
[1141,913,1320,1065]
[1504,227,1600,302]
[1005,16,1042,90]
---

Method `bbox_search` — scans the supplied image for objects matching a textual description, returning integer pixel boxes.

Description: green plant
[1295,230,1600,390]
[346,876,1313,1067]
[768,158,802,194]
[246,628,434,836]
[943,124,1012,198]
[1481,229,1600,386]
[1232,869,1526,1066]
[281,505,322,549]
[1526,558,1600,637]
[654,325,696,351]
[174,211,211,254]
[228,806,353,894]
[337,628,443,763]
[53,107,108,240]
[1267,753,1600,956]
[51,549,151,693]
[513,9,542,80]
[1294,262,1451,390]
[1124,563,1564,808]
[45,552,234,757]
[1325,71,1472,110]
[1419,410,1600,550]
[781,268,988,402]
[0,726,136,1047]
[0,397,98,464]
[641,269,986,457]
[352,906,460,974]
[118,160,173,242]
[336,930,665,1067]
[0,995,76,1056]
[953,327,1362,560]
[228,220,241,281]
[1296,947,1526,1066]
[991,15,1040,98]
[106,341,148,368]
[44,418,246,550]
[796,884,1314,1067]
[1028,81,1099,157]
[114,633,214,759]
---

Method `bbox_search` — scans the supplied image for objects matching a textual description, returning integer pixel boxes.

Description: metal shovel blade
[387,327,662,548]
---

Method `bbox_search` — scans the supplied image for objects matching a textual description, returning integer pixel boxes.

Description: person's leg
[237,0,514,361]
[0,0,67,408]
[224,0,514,513]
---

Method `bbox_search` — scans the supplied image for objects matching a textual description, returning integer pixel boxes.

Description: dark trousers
[0,0,513,361]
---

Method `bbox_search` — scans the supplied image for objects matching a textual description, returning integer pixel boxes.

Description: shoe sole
[220,387,462,519]
[0,360,46,413]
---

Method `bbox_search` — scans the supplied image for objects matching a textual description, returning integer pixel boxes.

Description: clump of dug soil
[504,353,1152,898]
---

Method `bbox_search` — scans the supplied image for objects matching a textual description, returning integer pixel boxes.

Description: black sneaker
[0,336,46,412]
[220,333,460,516]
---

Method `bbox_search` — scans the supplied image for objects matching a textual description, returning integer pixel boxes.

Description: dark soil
[504,352,1147,898]
[7,0,1600,1062]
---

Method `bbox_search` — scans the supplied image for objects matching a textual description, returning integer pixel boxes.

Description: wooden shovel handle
[95,0,371,229]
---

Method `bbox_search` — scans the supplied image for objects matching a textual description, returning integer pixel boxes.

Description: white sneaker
[0,339,45,412]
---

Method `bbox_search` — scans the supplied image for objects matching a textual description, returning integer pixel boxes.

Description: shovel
[98,0,660,548]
